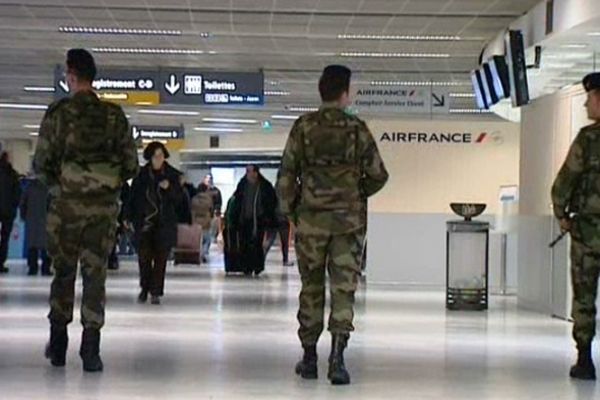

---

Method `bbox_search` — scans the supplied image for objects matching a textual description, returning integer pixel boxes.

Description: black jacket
[126,163,185,251]
[0,160,21,220]
[231,175,277,232]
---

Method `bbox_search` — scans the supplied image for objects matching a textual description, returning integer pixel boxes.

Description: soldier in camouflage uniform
[551,72,600,381]
[277,65,388,385]
[34,49,139,372]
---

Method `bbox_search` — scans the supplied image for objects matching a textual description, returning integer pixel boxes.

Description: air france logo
[380,131,503,145]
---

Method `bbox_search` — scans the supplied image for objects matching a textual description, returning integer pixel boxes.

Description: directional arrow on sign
[432,93,445,107]
[132,126,140,140]
[59,80,70,93]
[165,74,181,95]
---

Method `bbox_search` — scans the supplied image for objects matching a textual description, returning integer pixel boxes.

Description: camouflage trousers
[47,197,118,330]
[570,240,600,346]
[296,230,364,346]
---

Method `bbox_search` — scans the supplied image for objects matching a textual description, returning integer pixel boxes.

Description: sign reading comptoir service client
[53,66,264,106]
[353,85,450,115]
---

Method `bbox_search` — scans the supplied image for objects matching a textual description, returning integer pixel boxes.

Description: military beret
[583,72,600,92]
[66,48,97,82]
[321,65,352,81]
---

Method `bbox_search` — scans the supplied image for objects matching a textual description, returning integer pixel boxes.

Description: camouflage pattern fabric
[296,230,364,345]
[46,199,118,329]
[570,240,600,346]
[34,91,139,202]
[277,105,388,236]
[34,90,139,329]
[277,104,388,346]
[552,122,600,347]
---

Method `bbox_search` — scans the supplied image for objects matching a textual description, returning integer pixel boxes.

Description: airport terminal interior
[1,0,600,399]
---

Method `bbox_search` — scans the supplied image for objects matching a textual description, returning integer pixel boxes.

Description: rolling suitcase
[223,225,245,274]
[173,224,202,266]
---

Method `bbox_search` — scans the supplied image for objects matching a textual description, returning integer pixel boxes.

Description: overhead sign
[54,66,264,106]
[97,91,160,106]
[158,70,264,106]
[131,124,184,141]
[54,66,159,99]
[353,86,450,115]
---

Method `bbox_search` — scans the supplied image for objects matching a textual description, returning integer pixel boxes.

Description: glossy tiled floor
[0,251,598,400]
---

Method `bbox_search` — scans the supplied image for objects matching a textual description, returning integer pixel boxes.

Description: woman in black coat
[125,142,185,305]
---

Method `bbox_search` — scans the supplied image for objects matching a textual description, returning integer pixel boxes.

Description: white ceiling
[0,0,541,138]
[526,18,600,99]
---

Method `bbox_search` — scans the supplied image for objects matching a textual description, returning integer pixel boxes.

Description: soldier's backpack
[299,117,362,211]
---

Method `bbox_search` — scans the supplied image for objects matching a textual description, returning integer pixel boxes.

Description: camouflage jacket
[276,105,388,235]
[34,90,139,203]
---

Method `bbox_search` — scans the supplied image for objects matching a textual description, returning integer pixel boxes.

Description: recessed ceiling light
[0,103,48,110]
[138,109,199,116]
[449,93,476,98]
[265,90,291,96]
[23,86,55,93]
[545,53,592,60]
[340,52,450,58]
[23,124,40,129]
[286,106,319,113]
[338,34,462,41]
[588,32,600,37]
[92,47,212,55]
[29,132,39,137]
[59,26,187,36]
[194,127,243,133]
[271,115,300,120]
[449,109,492,114]
[560,44,588,49]
[370,81,469,87]
[202,118,258,124]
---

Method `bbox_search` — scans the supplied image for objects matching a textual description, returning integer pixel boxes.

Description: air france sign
[380,131,503,145]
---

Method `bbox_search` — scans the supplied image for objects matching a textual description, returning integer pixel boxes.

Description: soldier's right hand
[559,218,572,233]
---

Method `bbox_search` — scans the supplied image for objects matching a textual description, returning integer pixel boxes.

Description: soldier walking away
[551,72,600,381]
[0,151,21,273]
[276,65,389,385]
[34,49,139,372]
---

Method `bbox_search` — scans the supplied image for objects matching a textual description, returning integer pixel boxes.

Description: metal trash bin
[446,204,489,311]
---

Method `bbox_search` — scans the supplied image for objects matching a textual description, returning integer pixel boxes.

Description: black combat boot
[45,324,68,367]
[570,344,596,380]
[328,334,351,385]
[80,329,103,373]
[295,345,318,379]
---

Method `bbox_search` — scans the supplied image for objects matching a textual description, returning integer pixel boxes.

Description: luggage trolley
[446,203,489,311]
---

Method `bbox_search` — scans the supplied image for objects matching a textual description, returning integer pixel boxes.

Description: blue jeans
[202,233,212,258]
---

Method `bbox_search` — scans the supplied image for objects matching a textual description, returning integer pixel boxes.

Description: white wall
[518,85,600,318]
[366,119,520,287]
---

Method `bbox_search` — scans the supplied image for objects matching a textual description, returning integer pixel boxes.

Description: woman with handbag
[125,142,185,305]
